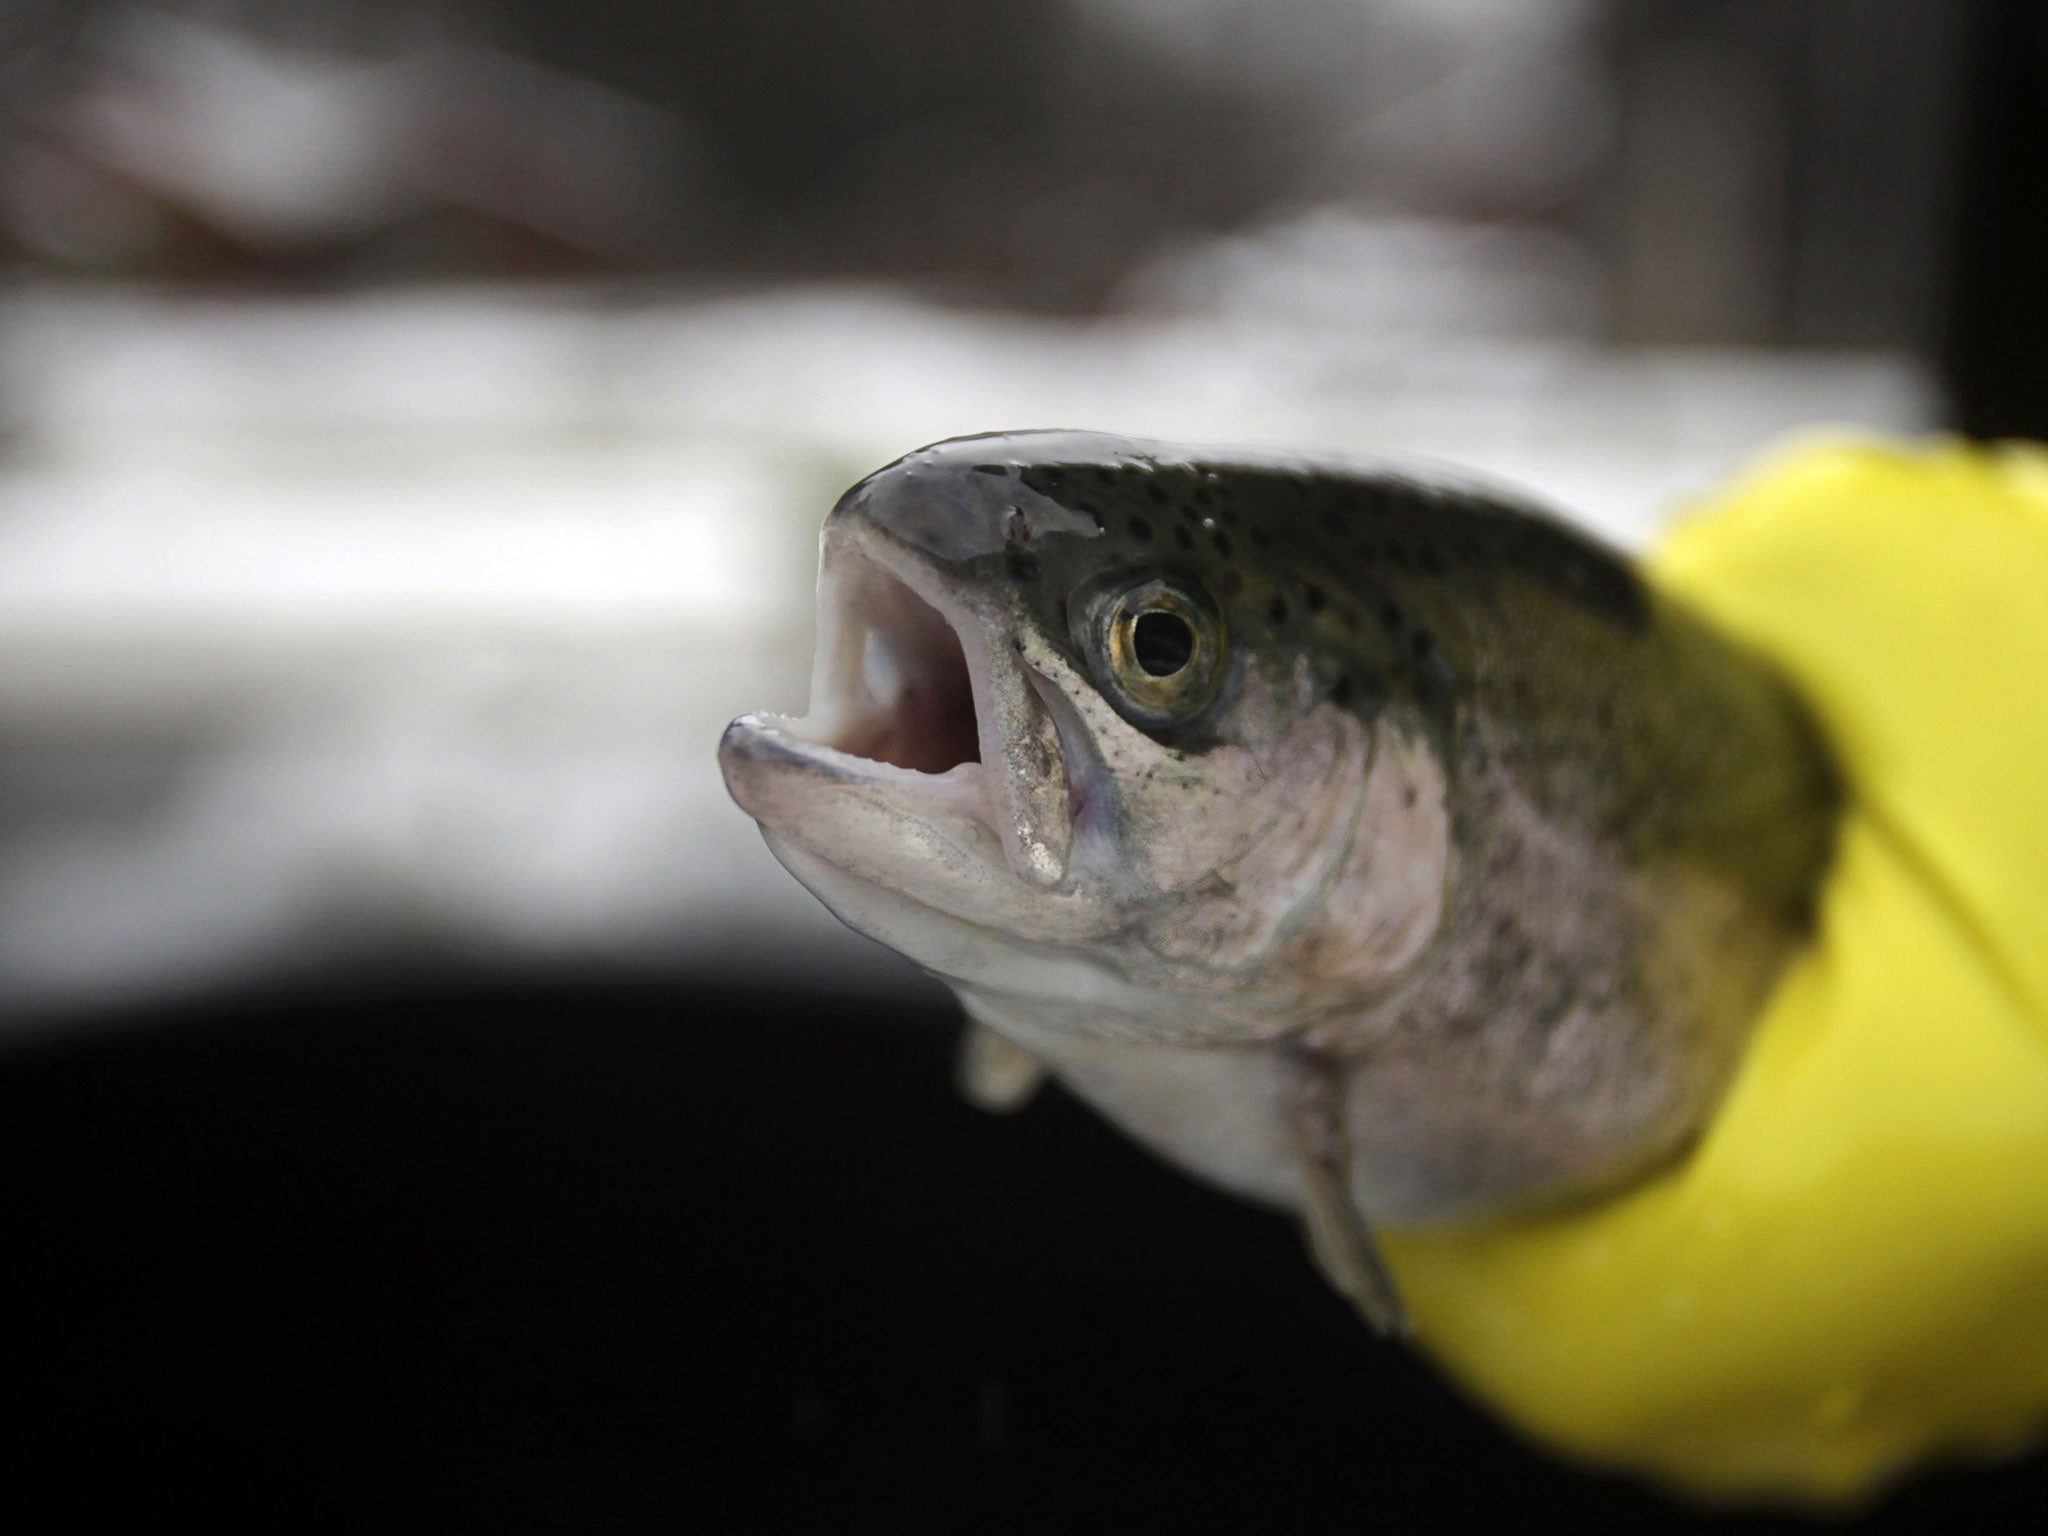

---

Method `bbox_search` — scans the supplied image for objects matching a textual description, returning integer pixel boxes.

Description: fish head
[720,432,1452,1047]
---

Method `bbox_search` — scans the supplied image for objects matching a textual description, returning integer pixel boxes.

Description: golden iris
[1099,578,1224,726]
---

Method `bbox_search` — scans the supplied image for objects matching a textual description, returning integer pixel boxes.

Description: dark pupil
[1132,610,1196,677]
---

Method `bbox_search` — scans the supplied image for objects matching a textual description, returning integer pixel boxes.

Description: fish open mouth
[721,531,1077,892]
[806,550,983,779]
[720,541,997,842]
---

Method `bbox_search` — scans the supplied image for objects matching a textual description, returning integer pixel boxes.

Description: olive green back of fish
[1012,454,1838,926]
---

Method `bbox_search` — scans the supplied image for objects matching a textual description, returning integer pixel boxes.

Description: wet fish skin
[720,431,1839,1293]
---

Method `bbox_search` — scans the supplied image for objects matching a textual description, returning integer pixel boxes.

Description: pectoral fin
[1281,1046,1409,1337]
[957,1020,1048,1113]
[1296,1144,1409,1336]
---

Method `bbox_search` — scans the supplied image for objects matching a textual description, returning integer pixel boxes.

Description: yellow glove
[1380,439,2048,1505]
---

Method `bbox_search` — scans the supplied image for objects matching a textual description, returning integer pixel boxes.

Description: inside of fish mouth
[816,557,981,777]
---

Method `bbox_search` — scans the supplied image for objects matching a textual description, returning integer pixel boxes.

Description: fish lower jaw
[720,710,995,825]
[759,832,1121,985]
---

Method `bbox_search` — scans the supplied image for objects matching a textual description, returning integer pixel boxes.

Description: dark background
[12,976,2048,1533]
[5,1,2048,1529]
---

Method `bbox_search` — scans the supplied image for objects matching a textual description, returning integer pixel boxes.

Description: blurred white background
[0,0,1973,1022]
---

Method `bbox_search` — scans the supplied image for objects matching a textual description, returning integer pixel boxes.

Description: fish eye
[1133,610,1195,676]
[1093,578,1225,728]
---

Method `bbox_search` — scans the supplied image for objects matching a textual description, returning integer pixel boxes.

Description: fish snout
[832,441,1104,567]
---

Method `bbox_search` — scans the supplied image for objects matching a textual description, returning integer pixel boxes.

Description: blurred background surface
[2,2,2044,1527]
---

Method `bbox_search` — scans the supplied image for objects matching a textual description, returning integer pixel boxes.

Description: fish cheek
[1276,722,1451,1014]
[1133,707,1419,992]
[1129,741,1268,897]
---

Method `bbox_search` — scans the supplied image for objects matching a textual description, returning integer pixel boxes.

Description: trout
[718,431,1839,1330]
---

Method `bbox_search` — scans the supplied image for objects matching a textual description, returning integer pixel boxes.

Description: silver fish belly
[719,431,1840,1331]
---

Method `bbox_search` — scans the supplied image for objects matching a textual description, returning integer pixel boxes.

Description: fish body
[719,431,1838,1325]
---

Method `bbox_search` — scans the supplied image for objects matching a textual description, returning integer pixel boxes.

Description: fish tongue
[974,646,1072,889]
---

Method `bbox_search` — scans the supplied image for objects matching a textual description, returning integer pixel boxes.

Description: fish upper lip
[723,522,1073,888]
